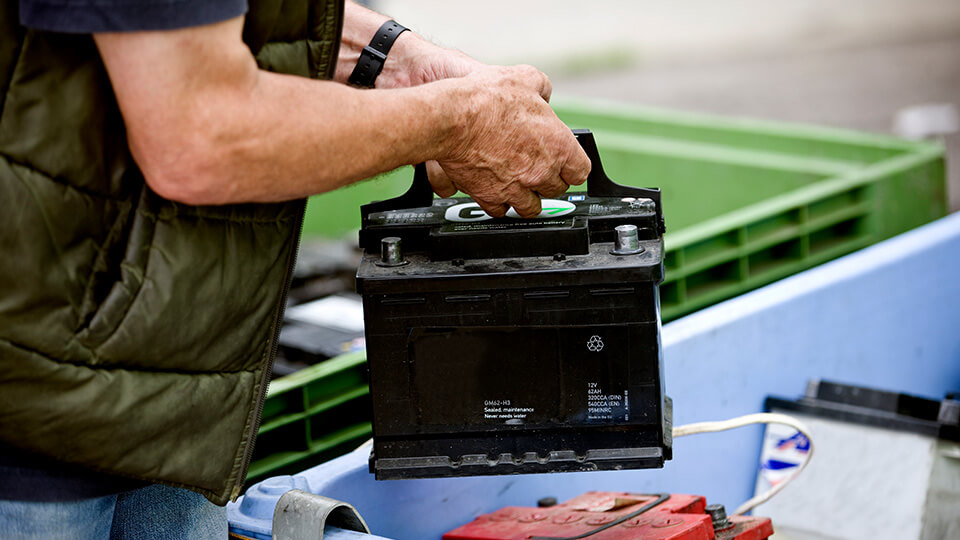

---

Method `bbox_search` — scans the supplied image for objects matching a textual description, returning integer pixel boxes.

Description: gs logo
[444,200,576,222]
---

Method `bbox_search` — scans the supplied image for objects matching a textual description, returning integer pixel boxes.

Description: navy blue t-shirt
[2,0,250,502]
[20,0,247,33]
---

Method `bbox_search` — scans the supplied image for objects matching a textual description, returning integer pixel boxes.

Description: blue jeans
[0,484,226,539]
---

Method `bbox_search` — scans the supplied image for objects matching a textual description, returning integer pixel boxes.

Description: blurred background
[375,0,960,211]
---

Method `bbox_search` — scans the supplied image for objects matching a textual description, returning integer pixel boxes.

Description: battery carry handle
[361,129,664,234]
[573,129,665,234]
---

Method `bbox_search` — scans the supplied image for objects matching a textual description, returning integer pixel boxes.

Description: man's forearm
[132,70,465,205]
[98,17,462,205]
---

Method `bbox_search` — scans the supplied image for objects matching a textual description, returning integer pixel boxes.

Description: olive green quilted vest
[0,0,343,504]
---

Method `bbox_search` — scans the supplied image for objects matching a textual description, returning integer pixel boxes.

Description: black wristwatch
[348,20,410,88]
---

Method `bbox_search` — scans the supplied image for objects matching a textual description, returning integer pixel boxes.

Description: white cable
[672,412,814,516]
[354,413,810,515]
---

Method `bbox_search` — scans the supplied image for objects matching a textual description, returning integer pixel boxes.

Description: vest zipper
[230,1,343,500]
[231,200,307,501]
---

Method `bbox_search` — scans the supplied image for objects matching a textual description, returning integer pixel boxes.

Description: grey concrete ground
[554,38,960,212]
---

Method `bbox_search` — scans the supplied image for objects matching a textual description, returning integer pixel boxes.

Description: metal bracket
[273,490,371,540]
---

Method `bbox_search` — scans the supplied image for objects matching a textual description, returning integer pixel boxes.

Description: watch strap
[348,20,409,88]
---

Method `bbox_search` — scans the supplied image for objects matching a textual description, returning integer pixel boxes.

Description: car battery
[356,130,671,480]
[441,491,773,540]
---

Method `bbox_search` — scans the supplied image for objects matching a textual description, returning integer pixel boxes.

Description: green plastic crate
[301,99,946,320]
[247,352,371,487]
[252,100,947,483]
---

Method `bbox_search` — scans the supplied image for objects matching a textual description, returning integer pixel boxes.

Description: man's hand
[394,44,484,88]
[433,66,590,217]
[335,1,585,216]
[380,37,577,208]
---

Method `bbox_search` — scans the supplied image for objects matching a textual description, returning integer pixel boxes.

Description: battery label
[366,196,653,227]
[408,325,641,428]
[440,219,574,233]
[756,423,810,493]
[587,382,627,422]
[482,401,537,423]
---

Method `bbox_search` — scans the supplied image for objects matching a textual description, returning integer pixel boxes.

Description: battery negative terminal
[376,236,409,267]
[611,224,645,256]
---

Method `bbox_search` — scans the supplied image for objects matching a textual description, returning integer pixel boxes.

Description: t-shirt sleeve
[20,0,248,33]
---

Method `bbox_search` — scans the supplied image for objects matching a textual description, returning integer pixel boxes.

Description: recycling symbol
[587,335,605,352]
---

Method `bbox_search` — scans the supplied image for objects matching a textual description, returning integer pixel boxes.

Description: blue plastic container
[229,212,960,540]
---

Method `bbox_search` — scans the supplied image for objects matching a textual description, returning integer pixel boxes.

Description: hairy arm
[94,15,589,216]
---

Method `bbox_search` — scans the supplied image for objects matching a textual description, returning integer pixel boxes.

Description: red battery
[442,491,773,540]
